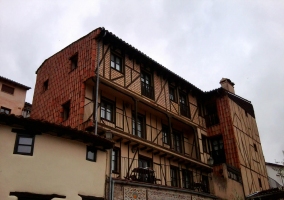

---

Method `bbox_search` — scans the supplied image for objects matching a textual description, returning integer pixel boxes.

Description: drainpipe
[94,28,106,136]
[109,148,113,200]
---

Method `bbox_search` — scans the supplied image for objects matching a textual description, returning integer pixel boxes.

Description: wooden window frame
[169,86,177,102]
[112,148,120,174]
[110,52,123,73]
[13,134,35,156]
[170,166,180,187]
[1,84,15,95]
[138,155,153,168]
[179,91,190,118]
[0,106,11,114]
[132,113,146,139]
[182,169,193,189]
[100,98,115,123]
[162,124,170,145]
[86,146,97,162]
[141,71,154,100]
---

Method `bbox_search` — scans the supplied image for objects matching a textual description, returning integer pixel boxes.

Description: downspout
[94,28,106,136]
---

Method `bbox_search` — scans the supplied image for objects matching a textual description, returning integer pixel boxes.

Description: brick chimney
[220,78,235,94]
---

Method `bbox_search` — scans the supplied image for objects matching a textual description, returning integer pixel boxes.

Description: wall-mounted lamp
[207,156,214,166]
[105,131,112,140]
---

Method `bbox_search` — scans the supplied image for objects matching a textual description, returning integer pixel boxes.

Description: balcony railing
[99,108,199,160]
[112,157,210,193]
[141,82,154,99]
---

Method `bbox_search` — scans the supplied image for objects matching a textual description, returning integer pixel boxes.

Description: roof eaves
[0,76,31,90]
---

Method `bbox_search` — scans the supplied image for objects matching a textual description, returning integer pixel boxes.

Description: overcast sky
[0,0,283,163]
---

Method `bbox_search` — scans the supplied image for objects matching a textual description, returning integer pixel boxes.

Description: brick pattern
[113,184,213,200]
[31,29,101,128]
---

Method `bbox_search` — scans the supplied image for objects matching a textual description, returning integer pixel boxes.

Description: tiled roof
[0,76,31,90]
[0,113,114,149]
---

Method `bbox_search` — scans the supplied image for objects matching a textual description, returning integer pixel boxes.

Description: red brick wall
[207,95,240,169]
[31,29,101,128]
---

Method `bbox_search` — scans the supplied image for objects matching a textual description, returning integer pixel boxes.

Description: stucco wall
[0,81,27,115]
[0,125,107,200]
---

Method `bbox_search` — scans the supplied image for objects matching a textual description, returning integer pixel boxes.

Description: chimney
[220,78,235,94]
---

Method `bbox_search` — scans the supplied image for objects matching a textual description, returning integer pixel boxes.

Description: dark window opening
[172,130,182,153]
[101,99,114,122]
[1,84,14,95]
[201,175,210,193]
[253,143,257,152]
[170,166,179,187]
[112,148,120,173]
[162,125,170,145]
[179,92,190,118]
[138,155,153,168]
[14,134,35,156]
[70,53,78,70]
[205,102,219,127]
[43,79,49,91]
[86,146,97,162]
[198,101,206,117]
[132,114,145,139]
[210,136,226,165]
[141,71,154,99]
[227,165,242,183]
[111,53,122,72]
[62,100,70,121]
[202,135,210,153]
[182,169,193,189]
[0,106,11,114]
[169,86,177,102]
[258,178,262,188]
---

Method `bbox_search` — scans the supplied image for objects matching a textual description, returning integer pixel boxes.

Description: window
[179,92,190,118]
[227,165,242,183]
[182,169,193,189]
[172,130,182,153]
[162,125,170,145]
[141,71,154,99]
[14,134,35,156]
[170,166,179,187]
[202,135,210,153]
[258,178,262,188]
[132,114,145,138]
[253,143,257,152]
[198,100,206,117]
[111,53,122,72]
[0,106,11,114]
[70,53,78,70]
[1,84,14,95]
[201,175,210,193]
[169,86,177,102]
[112,148,120,173]
[138,155,153,168]
[211,136,226,165]
[205,102,219,127]
[86,146,97,162]
[62,100,70,121]
[43,79,49,91]
[101,99,114,122]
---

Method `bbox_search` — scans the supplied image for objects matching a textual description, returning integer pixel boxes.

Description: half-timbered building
[31,27,269,200]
